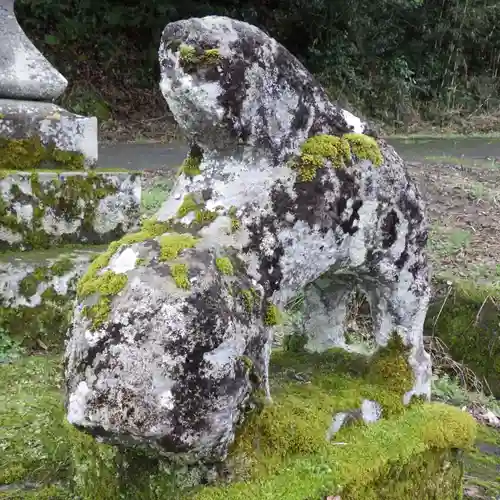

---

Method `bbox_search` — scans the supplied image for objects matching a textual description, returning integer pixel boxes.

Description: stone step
[0,245,106,351]
[0,169,141,251]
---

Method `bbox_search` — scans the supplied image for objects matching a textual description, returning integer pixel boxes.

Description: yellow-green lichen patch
[159,233,198,261]
[294,135,351,182]
[344,133,383,167]
[240,288,260,313]
[76,219,172,298]
[179,44,197,64]
[215,257,234,276]
[170,263,190,290]
[263,301,281,326]
[0,136,85,171]
[178,44,221,71]
[177,194,199,218]
[77,269,128,300]
[188,349,476,500]
[228,206,241,233]
[195,209,218,226]
[82,297,112,330]
[179,147,203,178]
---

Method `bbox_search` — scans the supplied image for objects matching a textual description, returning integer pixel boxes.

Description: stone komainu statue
[64,16,431,464]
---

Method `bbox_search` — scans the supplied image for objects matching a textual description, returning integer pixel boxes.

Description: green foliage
[0,328,24,363]
[15,0,500,130]
[425,281,500,397]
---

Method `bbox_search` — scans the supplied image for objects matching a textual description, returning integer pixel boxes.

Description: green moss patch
[263,301,281,326]
[189,349,476,499]
[425,279,500,397]
[0,136,85,171]
[170,263,190,290]
[179,147,203,178]
[1,349,476,500]
[215,257,234,276]
[159,233,198,261]
[344,133,384,166]
[178,44,221,72]
[293,133,383,182]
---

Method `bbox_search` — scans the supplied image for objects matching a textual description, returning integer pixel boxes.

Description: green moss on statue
[82,297,112,330]
[170,263,190,290]
[215,257,234,276]
[241,288,259,312]
[179,44,221,71]
[344,133,384,166]
[0,136,85,171]
[177,194,198,218]
[159,233,198,261]
[179,146,203,178]
[263,301,281,326]
[294,133,383,182]
[294,135,351,182]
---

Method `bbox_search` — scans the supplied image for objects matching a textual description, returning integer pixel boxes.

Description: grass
[0,356,71,487]
[0,348,477,499]
[429,226,473,259]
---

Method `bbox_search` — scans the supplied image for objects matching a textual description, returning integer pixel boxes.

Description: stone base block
[0,170,141,251]
[0,99,97,167]
[0,246,103,350]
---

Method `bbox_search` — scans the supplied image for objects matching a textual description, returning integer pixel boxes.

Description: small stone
[0,0,68,100]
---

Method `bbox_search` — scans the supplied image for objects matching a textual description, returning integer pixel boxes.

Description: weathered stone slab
[0,246,102,351]
[64,15,431,464]
[0,99,98,167]
[0,0,68,100]
[0,170,141,251]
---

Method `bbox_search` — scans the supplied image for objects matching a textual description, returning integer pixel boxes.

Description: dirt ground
[406,160,500,286]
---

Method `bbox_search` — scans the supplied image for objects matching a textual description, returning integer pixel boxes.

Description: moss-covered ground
[0,347,478,499]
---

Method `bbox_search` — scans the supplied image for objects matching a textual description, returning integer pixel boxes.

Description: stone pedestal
[0,170,141,251]
[0,0,98,167]
[0,99,98,167]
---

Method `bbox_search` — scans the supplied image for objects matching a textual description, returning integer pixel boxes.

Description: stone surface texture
[0,0,67,100]
[0,171,141,250]
[0,99,98,167]
[64,15,431,464]
[0,250,93,307]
